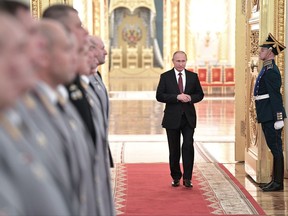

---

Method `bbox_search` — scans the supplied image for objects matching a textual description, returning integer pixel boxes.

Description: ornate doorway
[244,0,286,183]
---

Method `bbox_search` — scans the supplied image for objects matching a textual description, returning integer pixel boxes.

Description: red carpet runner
[114,163,266,216]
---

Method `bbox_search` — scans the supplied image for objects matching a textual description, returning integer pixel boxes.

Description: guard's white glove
[274,120,284,130]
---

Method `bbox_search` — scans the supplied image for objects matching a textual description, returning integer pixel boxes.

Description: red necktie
[178,73,183,93]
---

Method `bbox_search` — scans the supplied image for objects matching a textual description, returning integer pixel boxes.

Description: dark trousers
[166,114,195,180]
[261,121,284,184]
[261,121,283,158]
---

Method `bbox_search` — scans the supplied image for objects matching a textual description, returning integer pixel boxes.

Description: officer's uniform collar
[263,59,274,67]
[56,85,69,102]
[36,82,58,105]
[80,75,90,85]
[5,109,22,127]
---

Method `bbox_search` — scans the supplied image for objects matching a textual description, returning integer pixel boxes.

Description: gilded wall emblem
[122,24,142,47]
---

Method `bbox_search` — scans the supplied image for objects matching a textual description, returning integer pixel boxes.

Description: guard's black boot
[259,180,273,189]
[259,158,275,189]
[262,156,284,192]
[262,182,283,192]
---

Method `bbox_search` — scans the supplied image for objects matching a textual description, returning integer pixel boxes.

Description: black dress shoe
[259,180,273,189]
[172,179,180,187]
[262,182,283,192]
[183,179,193,188]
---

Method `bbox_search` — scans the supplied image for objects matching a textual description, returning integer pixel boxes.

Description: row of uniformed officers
[0,1,115,215]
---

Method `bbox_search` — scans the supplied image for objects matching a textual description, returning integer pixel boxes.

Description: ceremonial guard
[254,33,286,192]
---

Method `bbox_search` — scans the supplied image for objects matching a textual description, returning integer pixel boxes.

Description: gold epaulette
[22,93,36,109]
[57,93,66,107]
[80,79,88,90]
[0,113,21,141]
[80,80,94,107]
[35,91,58,116]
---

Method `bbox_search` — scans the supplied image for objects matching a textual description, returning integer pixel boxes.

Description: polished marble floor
[108,77,288,216]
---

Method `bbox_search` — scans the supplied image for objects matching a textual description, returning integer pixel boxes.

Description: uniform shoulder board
[264,60,273,70]
[22,93,36,109]
[266,64,273,70]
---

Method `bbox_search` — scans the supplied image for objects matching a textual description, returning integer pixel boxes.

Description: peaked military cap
[259,33,286,55]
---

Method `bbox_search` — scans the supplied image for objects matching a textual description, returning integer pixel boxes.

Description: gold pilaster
[93,0,101,35]
[30,0,41,18]
[274,0,285,79]
[274,0,286,176]
[30,0,71,19]
[235,0,247,161]
[163,0,171,69]
[93,0,110,89]
[170,0,179,56]
[72,0,94,34]
[185,1,194,66]
[178,0,186,50]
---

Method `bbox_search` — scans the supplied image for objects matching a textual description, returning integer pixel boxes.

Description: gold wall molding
[170,0,179,54]
[248,76,258,146]
[30,0,72,18]
[248,29,258,147]
[250,30,259,57]
[94,0,110,89]
[241,0,246,15]
[31,0,41,18]
[274,0,285,78]
[185,0,194,63]
[109,0,155,14]
[92,0,109,37]
[76,0,90,33]
[163,0,180,69]
[248,29,259,147]
[93,0,101,35]
[235,0,248,160]
[274,0,286,174]
[163,0,170,68]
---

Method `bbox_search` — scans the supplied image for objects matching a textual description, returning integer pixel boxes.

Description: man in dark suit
[254,33,286,192]
[156,51,204,188]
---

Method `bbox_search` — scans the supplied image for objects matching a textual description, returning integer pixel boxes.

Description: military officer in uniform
[43,4,116,215]
[254,33,286,192]
[0,13,70,215]
[89,35,114,168]
[31,20,97,215]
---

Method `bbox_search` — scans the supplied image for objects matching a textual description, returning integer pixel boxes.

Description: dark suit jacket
[255,60,286,123]
[156,68,204,129]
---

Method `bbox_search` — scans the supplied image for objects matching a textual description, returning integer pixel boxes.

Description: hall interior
[108,76,288,216]
[72,0,287,215]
